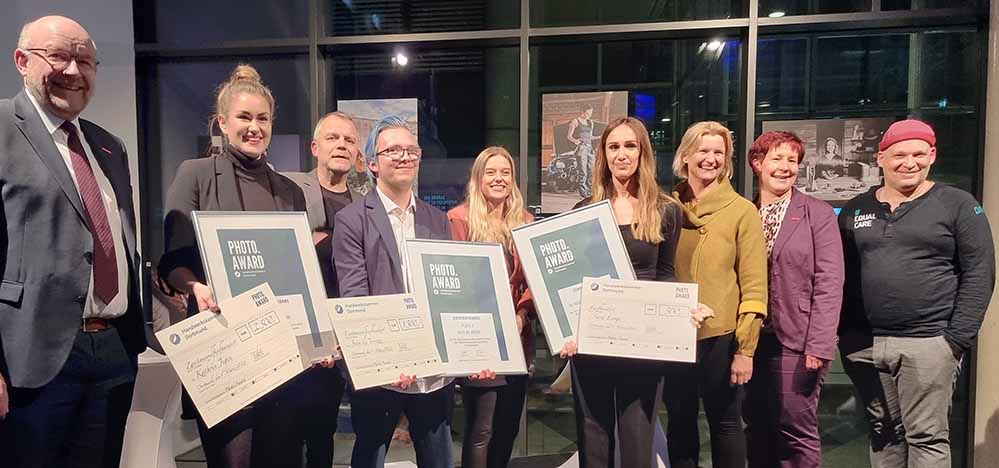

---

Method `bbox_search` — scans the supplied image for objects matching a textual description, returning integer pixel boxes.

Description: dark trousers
[572,354,664,468]
[744,333,826,468]
[460,375,528,468]
[1,328,136,468]
[349,384,455,468]
[662,332,746,468]
[256,367,347,468]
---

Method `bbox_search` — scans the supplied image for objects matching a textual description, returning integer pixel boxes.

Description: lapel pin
[100,147,113,155]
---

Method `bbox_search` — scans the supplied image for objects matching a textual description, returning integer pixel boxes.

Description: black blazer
[0,91,146,388]
[159,153,307,295]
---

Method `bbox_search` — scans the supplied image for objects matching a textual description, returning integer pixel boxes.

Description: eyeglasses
[376,145,422,161]
[23,48,99,73]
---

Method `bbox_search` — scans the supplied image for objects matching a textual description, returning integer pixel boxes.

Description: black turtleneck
[222,144,277,211]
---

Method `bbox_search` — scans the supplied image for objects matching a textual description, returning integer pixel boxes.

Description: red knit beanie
[878,119,936,152]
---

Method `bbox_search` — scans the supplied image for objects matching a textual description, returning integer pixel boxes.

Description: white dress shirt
[26,90,128,319]
[375,186,453,394]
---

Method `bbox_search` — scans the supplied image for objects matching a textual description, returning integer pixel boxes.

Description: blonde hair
[671,121,734,181]
[212,64,275,142]
[464,146,531,248]
[591,117,674,244]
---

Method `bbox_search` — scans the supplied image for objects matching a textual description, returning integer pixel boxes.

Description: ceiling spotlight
[768,11,786,18]
[706,40,723,52]
[660,117,672,123]
[392,52,409,67]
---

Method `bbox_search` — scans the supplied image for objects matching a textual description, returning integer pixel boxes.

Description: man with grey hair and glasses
[0,15,146,468]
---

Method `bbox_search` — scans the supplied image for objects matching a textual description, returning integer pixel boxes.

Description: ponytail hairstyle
[209,64,275,151]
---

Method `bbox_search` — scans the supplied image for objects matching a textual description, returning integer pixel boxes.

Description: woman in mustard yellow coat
[663,121,768,468]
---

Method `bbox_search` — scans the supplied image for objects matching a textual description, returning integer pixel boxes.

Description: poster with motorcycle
[541,91,629,214]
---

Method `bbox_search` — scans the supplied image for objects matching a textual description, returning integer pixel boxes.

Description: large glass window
[759,0,873,17]
[531,0,746,27]
[757,29,981,193]
[529,37,742,213]
[883,0,977,10]
[329,44,519,212]
[129,2,988,466]
[755,29,981,467]
[522,35,741,459]
[327,0,520,35]
[138,56,312,259]
[134,1,308,46]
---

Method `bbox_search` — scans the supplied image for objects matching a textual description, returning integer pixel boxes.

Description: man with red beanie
[837,119,995,467]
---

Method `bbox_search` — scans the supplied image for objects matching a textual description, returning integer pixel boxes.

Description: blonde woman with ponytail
[447,146,535,468]
[160,64,314,468]
[562,117,712,468]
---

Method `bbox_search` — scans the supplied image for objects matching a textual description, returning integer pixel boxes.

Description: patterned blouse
[759,193,791,259]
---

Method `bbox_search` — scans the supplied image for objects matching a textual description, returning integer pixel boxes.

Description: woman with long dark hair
[562,117,711,468]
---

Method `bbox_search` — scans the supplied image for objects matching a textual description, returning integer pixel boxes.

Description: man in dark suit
[332,115,454,468]
[279,111,362,468]
[0,15,146,468]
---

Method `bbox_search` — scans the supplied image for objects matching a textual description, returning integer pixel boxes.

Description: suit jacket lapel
[80,121,137,264]
[303,170,326,226]
[214,156,243,211]
[772,189,805,261]
[267,171,297,211]
[365,191,402,284]
[13,92,86,222]
[414,200,433,239]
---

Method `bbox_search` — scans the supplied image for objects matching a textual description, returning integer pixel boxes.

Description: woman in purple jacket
[743,131,845,468]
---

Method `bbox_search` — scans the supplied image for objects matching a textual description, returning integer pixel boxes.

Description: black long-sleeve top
[622,203,682,282]
[838,184,995,352]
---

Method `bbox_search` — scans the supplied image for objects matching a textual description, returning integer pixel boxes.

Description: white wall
[975,0,999,464]
[2,0,139,229]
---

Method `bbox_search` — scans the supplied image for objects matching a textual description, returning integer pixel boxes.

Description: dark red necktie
[62,121,118,304]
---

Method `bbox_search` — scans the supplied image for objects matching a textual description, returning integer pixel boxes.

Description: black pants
[1,328,135,468]
[662,333,746,468]
[460,375,529,468]
[572,355,664,468]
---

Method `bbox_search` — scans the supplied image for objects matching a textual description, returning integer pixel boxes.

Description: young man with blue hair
[332,115,455,467]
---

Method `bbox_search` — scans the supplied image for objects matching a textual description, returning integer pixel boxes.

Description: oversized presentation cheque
[576,277,698,362]
[511,201,636,351]
[327,294,445,389]
[405,239,528,377]
[156,284,304,428]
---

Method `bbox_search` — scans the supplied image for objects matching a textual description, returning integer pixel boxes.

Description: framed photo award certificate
[405,239,528,377]
[192,211,338,363]
[511,200,636,351]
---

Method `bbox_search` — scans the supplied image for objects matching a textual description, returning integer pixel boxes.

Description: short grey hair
[312,111,356,141]
[17,21,34,49]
